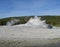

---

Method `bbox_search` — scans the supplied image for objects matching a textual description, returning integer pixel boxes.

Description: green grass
[0,16,60,26]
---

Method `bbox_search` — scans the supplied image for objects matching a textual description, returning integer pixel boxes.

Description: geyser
[26,16,47,27]
[16,16,52,29]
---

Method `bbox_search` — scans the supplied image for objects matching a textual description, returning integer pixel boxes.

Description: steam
[6,18,19,26]
[26,16,47,26]
[16,16,53,29]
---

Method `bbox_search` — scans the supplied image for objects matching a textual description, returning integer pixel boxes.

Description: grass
[0,16,60,26]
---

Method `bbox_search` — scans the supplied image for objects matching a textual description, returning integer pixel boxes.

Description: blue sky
[0,0,60,18]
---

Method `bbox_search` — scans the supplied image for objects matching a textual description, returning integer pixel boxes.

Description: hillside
[0,16,60,26]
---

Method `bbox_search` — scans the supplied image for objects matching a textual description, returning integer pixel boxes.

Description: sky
[0,0,60,18]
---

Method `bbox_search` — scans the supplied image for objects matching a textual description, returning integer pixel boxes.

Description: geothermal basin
[0,16,60,47]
